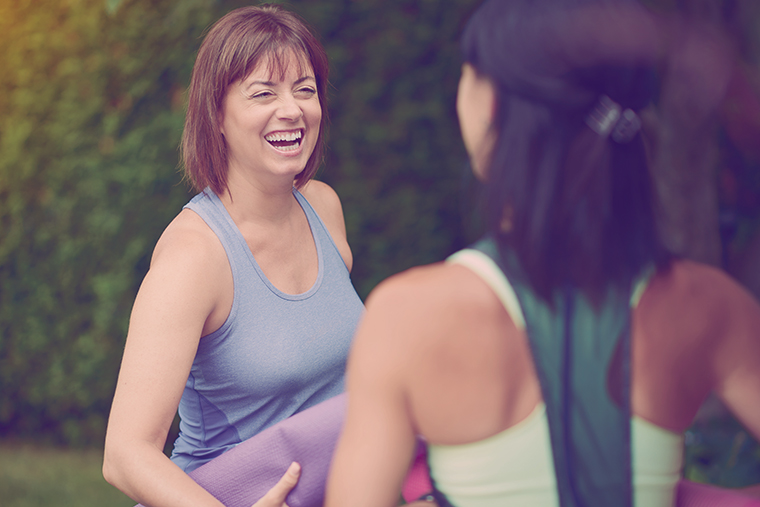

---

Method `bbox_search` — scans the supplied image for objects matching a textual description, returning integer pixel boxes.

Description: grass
[0,442,135,507]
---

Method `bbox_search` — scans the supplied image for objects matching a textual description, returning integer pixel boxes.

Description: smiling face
[219,50,322,189]
[456,63,497,180]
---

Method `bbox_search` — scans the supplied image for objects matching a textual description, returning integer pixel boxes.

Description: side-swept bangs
[182,5,329,194]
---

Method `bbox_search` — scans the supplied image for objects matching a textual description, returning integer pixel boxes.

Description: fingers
[252,462,301,507]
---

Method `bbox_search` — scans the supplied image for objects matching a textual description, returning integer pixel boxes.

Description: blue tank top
[170,188,364,472]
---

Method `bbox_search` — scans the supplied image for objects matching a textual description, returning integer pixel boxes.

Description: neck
[218,171,299,226]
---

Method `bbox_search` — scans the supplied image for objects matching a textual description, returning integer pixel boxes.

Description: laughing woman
[326,0,760,506]
[103,5,363,507]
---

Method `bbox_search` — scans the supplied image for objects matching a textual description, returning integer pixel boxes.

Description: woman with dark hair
[103,5,363,507]
[326,1,760,506]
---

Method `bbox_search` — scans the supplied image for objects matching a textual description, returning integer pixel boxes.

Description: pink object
[677,480,760,507]
[401,444,433,503]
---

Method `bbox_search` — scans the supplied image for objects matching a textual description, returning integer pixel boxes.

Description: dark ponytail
[463,0,670,301]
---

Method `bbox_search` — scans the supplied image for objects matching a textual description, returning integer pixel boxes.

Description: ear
[472,65,498,130]
[479,80,498,181]
[483,75,498,129]
[217,109,226,137]
[478,73,500,180]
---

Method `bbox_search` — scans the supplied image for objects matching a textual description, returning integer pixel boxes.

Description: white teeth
[265,130,302,142]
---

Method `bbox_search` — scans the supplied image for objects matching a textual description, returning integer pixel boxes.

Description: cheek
[456,86,470,146]
[309,100,322,126]
[456,91,480,158]
[471,131,494,181]
[302,100,322,148]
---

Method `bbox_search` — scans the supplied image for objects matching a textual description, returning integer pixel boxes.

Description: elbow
[102,436,130,491]
[102,444,119,487]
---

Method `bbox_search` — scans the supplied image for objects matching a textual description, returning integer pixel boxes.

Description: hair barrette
[585,95,641,144]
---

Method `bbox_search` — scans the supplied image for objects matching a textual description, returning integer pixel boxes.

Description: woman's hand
[252,462,301,507]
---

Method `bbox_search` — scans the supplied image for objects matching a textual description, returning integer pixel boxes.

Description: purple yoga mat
[136,393,346,507]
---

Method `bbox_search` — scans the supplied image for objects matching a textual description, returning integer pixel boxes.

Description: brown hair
[181,4,329,194]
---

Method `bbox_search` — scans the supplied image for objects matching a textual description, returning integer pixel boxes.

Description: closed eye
[295,88,316,99]
[251,90,275,100]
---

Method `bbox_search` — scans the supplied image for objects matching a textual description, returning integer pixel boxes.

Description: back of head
[182,4,329,195]
[462,0,669,301]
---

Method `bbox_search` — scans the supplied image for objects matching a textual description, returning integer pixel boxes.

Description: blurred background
[0,0,759,505]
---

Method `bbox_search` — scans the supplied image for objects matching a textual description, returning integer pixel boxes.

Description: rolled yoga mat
[137,393,347,507]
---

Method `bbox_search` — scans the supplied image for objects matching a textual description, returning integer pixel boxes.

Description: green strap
[474,237,633,507]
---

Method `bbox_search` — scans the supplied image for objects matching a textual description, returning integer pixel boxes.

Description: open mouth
[265,130,303,152]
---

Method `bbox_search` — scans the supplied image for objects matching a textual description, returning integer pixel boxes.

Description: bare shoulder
[133,208,232,339]
[644,259,757,318]
[641,259,760,380]
[637,259,757,351]
[151,208,226,271]
[299,178,338,202]
[367,261,501,314]
[357,261,514,359]
[142,209,230,311]
[299,180,344,227]
[299,179,352,269]
[349,262,496,371]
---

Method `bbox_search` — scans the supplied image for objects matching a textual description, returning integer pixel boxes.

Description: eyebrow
[245,76,316,90]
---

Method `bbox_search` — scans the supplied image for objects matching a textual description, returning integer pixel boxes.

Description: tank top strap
[292,188,330,273]
[447,248,526,329]
[183,188,249,282]
[458,237,635,507]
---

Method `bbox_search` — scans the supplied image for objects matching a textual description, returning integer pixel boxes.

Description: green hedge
[0,0,211,444]
[0,0,479,445]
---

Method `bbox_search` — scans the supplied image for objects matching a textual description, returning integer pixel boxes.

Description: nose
[277,94,304,122]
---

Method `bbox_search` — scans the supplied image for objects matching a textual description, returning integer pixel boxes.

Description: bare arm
[104,210,303,507]
[103,211,232,507]
[710,268,760,441]
[325,274,428,507]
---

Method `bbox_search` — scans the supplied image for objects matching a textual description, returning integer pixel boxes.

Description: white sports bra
[428,249,684,507]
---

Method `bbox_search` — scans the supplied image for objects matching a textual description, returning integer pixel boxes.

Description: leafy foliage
[0,0,212,444]
[0,0,480,446]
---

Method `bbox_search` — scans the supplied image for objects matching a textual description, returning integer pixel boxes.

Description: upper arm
[106,212,229,450]
[710,270,760,440]
[326,275,435,507]
[300,180,353,272]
